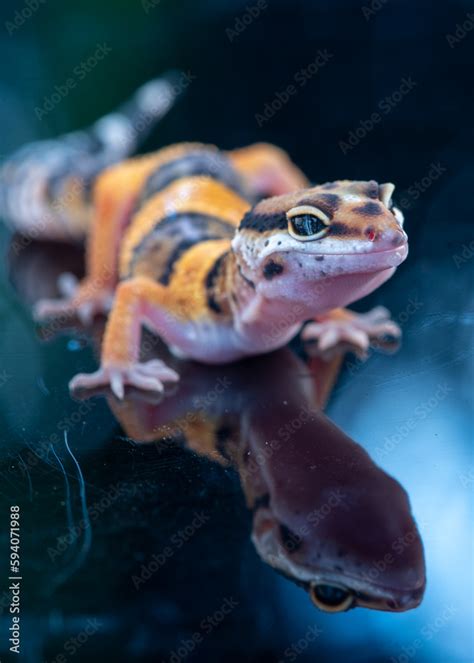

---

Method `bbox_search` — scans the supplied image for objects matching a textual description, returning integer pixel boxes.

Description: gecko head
[252,474,426,614]
[232,180,408,311]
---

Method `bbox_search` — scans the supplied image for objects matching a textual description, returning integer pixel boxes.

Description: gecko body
[5,84,408,397]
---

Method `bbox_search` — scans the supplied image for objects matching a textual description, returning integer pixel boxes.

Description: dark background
[0,0,473,661]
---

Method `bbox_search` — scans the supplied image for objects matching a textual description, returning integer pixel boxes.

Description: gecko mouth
[292,243,409,275]
[293,243,408,258]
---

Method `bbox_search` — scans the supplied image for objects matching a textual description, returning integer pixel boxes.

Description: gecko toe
[69,360,180,399]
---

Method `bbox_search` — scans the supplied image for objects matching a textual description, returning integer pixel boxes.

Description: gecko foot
[69,359,180,399]
[301,306,401,353]
[34,273,114,325]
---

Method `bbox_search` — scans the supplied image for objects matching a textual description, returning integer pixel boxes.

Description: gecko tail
[91,71,182,157]
[0,72,182,242]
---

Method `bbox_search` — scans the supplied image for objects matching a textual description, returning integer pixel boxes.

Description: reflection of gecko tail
[0,72,182,242]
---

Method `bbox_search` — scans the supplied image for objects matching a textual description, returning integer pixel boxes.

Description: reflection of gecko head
[103,348,425,614]
[245,396,425,613]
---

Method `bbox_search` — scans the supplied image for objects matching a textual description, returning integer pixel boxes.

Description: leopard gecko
[2,79,408,398]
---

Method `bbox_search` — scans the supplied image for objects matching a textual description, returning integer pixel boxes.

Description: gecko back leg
[33,144,207,325]
[33,156,160,324]
[228,143,310,198]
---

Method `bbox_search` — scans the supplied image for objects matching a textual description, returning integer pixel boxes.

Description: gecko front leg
[301,307,401,353]
[69,277,179,399]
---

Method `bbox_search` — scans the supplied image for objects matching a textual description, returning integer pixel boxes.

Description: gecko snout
[365,224,406,250]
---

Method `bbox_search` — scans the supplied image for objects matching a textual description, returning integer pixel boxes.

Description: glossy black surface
[0,0,473,661]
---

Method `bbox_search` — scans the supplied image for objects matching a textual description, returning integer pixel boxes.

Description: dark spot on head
[264,239,269,247]
[253,493,271,511]
[263,260,284,280]
[330,222,351,236]
[318,193,341,214]
[239,210,287,232]
[315,255,324,261]
[299,193,340,218]
[353,201,383,216]
[334,564,343,572]
[279,524,303,553]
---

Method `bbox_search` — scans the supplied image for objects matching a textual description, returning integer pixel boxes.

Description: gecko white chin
[260,266,398,314]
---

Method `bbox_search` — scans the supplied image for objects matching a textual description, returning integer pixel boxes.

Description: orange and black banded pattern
[114,144,253,321]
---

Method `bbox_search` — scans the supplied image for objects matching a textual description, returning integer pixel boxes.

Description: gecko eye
[287,205,330,242]
[309,583,354,612]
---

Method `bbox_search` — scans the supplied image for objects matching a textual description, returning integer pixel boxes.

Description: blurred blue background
[0,0,472,661]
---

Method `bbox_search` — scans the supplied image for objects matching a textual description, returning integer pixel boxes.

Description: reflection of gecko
[7,241,425,613]
[4,79,408,398]
[102,347,425,613]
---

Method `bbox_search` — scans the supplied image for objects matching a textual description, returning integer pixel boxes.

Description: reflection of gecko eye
[309,583,354,612]
[287,205,330,241]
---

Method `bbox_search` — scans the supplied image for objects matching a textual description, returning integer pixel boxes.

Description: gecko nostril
[365,227,376,242]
